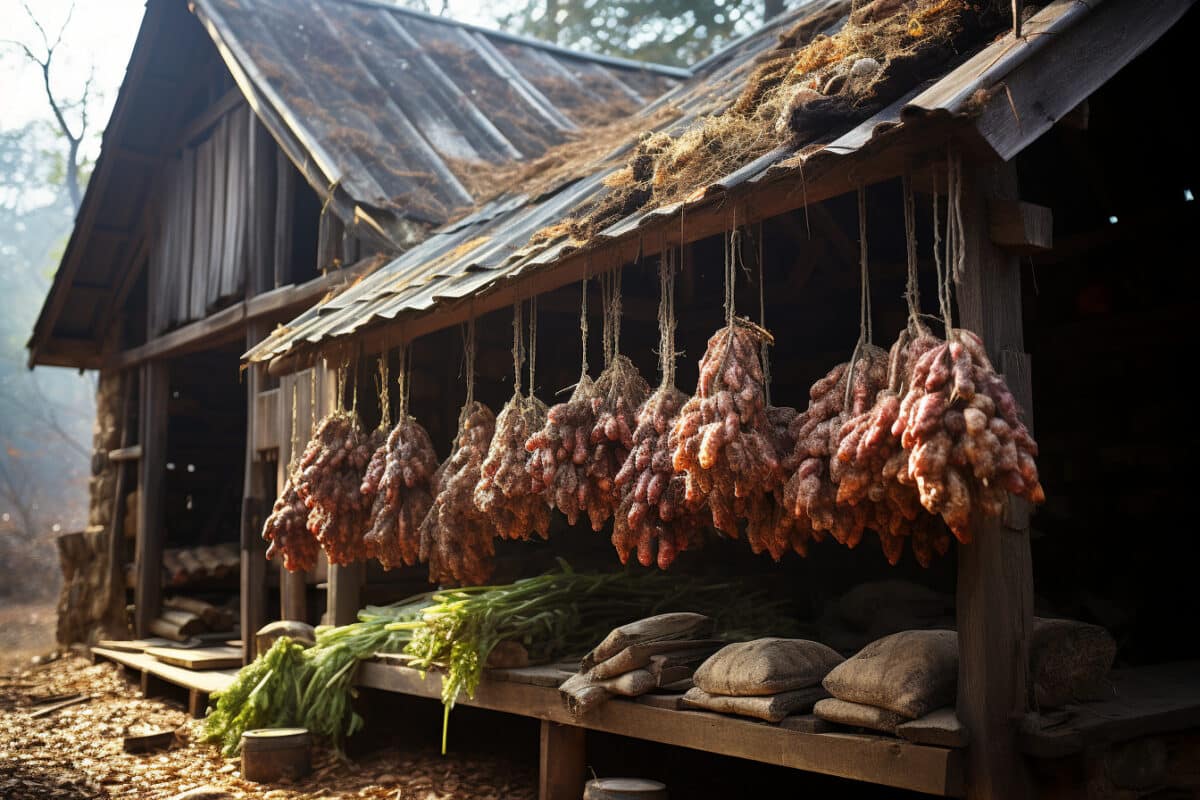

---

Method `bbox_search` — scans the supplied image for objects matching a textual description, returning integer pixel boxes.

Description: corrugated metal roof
[192,0,684,235]
[245,0,1189,366]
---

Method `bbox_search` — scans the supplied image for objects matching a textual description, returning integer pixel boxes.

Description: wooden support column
[134,360,169,638]
[538,721,586,800]
[106,373,136,634]
[954,161,1035,800]
[240,323,269,663]
[278,369,312,622]
[316,359,364,627]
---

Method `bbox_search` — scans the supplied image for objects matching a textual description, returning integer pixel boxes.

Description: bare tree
[2,1,94,212]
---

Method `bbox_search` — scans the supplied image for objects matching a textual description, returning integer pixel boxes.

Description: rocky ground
[0,654,536,800]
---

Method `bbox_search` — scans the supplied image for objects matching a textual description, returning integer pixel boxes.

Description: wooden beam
[358,662,966,797]
[954,162,1035,800]
[109,444,143,463]
[105,374,136,640]
[171,86,245,153]
[972,0,1193,161]
[264,124,967,376]
[107,261,376,370]
[989,201,1052,254]
[134,360,169,638]
[32,337,102,369]
[539,721,586,800]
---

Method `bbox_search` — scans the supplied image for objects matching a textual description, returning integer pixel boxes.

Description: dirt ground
[0,655,536,800]
[0,601,59,672]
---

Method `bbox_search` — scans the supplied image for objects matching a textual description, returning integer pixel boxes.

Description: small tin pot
[241,727,311,783]
[584,778,668,800]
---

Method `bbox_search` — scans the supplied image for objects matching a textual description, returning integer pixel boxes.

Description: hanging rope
[657,247,678,388]
[723,222,737,327]
[377,345,390,431]
[933,167,949,333]
[845,185,874,409]
[756,223,772,406]
[576,277,585,381]
[527,296,537,399]
[512,300,524,397]
[289,380,300,473]
[933,147,966,334]
[459,319,477,431]
[947,146,966,284]
[902,170,921,331]
[396,342,411,420]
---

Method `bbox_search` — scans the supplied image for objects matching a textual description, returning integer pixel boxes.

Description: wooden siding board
[206,117,229,311]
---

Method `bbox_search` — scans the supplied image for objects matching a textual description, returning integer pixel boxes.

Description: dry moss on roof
[558,0,1002,238]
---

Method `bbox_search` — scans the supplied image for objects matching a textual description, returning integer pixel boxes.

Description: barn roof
[246,0,1194,371]
[27,0,682,368]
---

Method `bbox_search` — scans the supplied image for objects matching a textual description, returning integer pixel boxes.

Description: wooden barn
[32,0,1200,798]
[26,0,682,658]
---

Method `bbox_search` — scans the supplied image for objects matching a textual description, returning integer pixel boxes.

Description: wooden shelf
[1019,661,1200,759]
[356,660,965,798]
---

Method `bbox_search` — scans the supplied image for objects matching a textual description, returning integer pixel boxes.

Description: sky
[1,0,146,153]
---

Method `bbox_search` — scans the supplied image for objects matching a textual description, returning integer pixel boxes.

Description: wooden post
[134,360,169,638]
[279,371,309,622]
[954,161,1035,800]
[241,324,269,664]
[106,372,135,634]
[538,720,586,800]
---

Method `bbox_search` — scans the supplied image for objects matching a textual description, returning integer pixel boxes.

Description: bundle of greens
[205,563,798,756]
[202,596,431,756]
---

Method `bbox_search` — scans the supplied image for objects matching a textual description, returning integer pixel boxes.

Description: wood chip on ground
[1,655,535,800]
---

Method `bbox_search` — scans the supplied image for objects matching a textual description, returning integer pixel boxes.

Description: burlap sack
[813,697,906,734]
[582,613,713,671]
[821,629,957,719]
[694,638,844,697]
[681,686,828,723]
[589,640,723,680]
[1030,617,1116,708]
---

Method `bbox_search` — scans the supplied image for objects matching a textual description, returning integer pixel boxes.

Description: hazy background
[0,0,788,608]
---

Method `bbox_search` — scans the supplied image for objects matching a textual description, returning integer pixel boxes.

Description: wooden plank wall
[149,104,268,337]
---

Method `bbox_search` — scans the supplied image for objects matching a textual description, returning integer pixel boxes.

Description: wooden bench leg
[539,720,586,800]
[189,688,208,719]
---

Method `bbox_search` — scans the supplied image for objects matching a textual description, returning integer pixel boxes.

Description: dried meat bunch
[612,386,710,569]
[475,393,552,541]
[589,354,650,522]
[741,404,811,560]
[782,345,888,549]
[419,402,498,586]
[671,319,781,537]
[891,328,1044,541]
[294,411,378,566]
[525,376,611,530]
[826,330,941,564]
[361,415,439,569]
[262,477,319,572]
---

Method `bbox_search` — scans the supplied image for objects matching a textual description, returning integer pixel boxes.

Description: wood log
[162,551,187,585]
[175,549,207,580]
[149,609,205,641]
[164,596,223,628]
[192,547,227,578]
[123,729,174,753]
